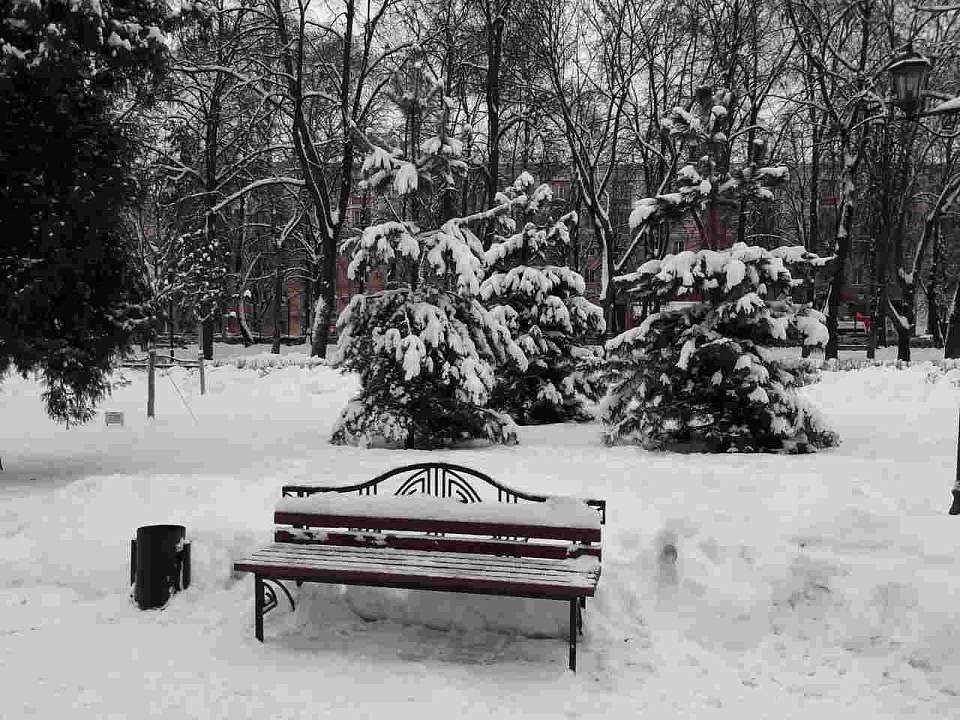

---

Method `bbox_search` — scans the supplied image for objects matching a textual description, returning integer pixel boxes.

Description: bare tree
[528,0,645,335]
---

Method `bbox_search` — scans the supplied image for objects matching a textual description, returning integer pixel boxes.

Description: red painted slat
[232,561,597,599]
[274,512,601,543]
[273,530,602,560]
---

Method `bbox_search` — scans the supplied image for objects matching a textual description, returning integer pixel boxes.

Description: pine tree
[480,172,605,424]
[601,243,839,453]
[0,0,188,423]
[331,70,528,449]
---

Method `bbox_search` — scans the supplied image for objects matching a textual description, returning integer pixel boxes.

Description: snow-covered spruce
[600,243,839,453]
[332,284,526,448]
[479,173,605,424]
[331,83,528,449]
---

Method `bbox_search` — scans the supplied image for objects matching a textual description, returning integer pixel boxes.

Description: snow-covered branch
[209,177,306,214]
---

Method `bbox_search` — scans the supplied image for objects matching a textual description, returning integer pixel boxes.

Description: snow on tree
[331,76,528,449]
[479,172,605,424]
[0,0,194,424]
[625,85,788,251]
[172,227,226,331]
[600,243,839,453]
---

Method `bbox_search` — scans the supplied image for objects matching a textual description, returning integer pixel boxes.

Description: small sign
[105,411,124,427]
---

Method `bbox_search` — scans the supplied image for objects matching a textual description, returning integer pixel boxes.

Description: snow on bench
[234,462,605,671]
[274,492,601,540]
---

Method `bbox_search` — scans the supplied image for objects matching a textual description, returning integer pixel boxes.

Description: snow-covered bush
[479,173,605,423]
[601,243,839,453]
[331,71,528,449]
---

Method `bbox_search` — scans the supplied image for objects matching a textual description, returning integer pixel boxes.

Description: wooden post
[147,350,156,419]
[198,352,206,396]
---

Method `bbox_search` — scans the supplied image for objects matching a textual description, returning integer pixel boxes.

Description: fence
[120,350,205,419]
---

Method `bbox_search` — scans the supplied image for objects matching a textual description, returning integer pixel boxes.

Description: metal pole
[255,575,264,642]
[147,350,156,419]
[169,296,175,360]
[198,352,205,396]
[951,406,960,514]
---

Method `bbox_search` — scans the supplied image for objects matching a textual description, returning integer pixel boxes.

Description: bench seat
[235,543,601,599]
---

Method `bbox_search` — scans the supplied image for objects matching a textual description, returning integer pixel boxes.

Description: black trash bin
[130,524,191,609]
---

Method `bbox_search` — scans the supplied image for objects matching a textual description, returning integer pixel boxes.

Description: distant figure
[853,310,871,334]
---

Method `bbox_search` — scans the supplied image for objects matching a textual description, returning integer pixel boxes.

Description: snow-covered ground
[2,345,960,719]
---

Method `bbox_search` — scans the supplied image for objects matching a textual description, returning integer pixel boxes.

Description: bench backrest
[278,463,604,560]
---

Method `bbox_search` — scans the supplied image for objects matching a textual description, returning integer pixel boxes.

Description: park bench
[233,462,606,671]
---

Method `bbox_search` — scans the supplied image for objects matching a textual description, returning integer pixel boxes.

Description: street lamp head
[889,46,932,116]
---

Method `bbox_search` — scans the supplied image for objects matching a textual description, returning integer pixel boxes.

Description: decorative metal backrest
[282,462,606,524]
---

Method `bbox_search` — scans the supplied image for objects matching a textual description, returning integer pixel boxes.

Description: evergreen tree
[0,0,186,423]
[480,172,605,423]
[601,243,839,453]
[331,74,528,449]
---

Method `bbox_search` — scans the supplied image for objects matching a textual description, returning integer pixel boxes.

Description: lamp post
[883,45,960,514]
[888,46,932,118]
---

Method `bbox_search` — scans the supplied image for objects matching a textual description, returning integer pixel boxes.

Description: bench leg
[568,598,577,672]
[255,575,264,642]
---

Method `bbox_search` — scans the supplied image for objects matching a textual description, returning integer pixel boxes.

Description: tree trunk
[806,62,822,256]
[483,0,506,247]
[891,124,916,363]
[592,209,618,338]
[946,280,960,359]
[269,0,347,359]
[896,310,910,362]
[311,246,338,360]
[199,70,224,362]
[896,276,915,364]
[801,85,822,360]
[929,228,943,345]
[825,140,864,361]
[271,254,283,354]
[238,293,255,347]
[303,276,313,340]
[866,234,884,360]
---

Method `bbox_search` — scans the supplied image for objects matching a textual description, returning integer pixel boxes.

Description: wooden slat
[275,511,601,543]
[236,557,595,589]
[243,544,600,578]
[245,544,599,580]
[238,563,593,599]
[235,546,599,599]
[274,529,602,560]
